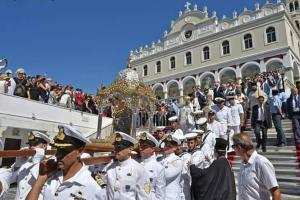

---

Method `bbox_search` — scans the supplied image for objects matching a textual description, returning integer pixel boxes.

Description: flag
[0,58,7,71]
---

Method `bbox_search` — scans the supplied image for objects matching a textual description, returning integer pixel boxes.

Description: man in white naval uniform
[189,130,213,169]
[0,131,51,200]
[26,125,103,200]
[12,131,52,200]
[137,131,166,200]
[167,116,184,139]
[227,94,244,134]
[104,131,151,200]
[197,117,216,158]
[160,134,184,200]
[211,97,232,134]
[207,110,226,139]
[0,168,12,200]
[179,96,194,133]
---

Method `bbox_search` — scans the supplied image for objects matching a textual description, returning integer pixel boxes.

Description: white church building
[129,0,300,100]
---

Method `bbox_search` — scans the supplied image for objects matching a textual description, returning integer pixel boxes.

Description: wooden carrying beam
[0,143,114,158]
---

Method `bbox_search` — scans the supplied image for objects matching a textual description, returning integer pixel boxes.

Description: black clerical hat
[215,138,228,152]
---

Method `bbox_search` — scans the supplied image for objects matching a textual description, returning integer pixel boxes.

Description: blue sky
[0,0,275,94]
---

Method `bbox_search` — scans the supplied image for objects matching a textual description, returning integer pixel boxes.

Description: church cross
[185,1,191,10]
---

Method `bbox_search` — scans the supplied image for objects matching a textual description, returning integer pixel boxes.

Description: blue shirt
[270,95,282,114]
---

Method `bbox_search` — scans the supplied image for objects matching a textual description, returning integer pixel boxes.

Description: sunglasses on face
[232,144,239,149]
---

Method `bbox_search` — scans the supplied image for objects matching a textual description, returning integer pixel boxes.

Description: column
[163,83,168,100]
[195,74,201,87]
[179,79,184,104]
[236,65,242,84]
[283,51,295,84]
[214,71,220,82]
[260,59,267,73]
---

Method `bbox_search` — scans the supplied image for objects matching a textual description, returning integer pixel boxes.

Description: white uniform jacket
[160,153,183,200]
[140,155,166,200]
[104,157,152,200]
[42,165,103,200]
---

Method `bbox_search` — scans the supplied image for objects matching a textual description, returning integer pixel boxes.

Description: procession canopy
[97,66,156,142]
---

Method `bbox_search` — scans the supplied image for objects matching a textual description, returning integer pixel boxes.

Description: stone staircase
[232,119,300,199]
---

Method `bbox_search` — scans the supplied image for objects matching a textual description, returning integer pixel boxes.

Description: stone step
[281,194,300,200]
[279,182,300,196]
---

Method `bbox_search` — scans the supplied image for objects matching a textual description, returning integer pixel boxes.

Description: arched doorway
[168,82,180,99]
[154,85,164,99]
[201,74,215,88]
[266,60,284,72]
[183,78,195,96]
[220,69,236,84]
[242,64,260,79]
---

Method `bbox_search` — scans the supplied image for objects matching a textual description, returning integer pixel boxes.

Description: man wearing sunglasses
[26,125,103,200]
[232,133,281,200]
[137,131,166,200]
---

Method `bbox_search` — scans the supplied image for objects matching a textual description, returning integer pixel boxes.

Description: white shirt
[191,143,214,169]
[104,157,151,200]
[59,93,70,106]
[257,105,265,121]
[168,129,184,140]
[238,151,278,200]
[7,77,15,95]
[228,104,244,126]
[179,153,192,200]
[42,165,103,200]
[211,105,232,132]
[140,155,166,200]
[160,153,183,200]
[208,120,226,139]
[292,95,300,112]
[202,131,216,157]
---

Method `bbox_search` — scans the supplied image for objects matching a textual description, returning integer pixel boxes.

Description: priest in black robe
[188,138,236,200]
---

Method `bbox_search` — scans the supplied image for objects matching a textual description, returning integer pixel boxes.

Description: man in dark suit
[213,81,224,99]
[287,88,300,145]
[251,95,272,152]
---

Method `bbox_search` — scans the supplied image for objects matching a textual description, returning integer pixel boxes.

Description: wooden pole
[0,143,114,158]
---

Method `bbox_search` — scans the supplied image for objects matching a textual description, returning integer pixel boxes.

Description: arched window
[296,20,300,30]
[170,57,176,69]
[291,31,294,46]
[290,2,295,12]
[185,52,192,65]
[295,1,299,10]
[203,46,210,60]
[266,27,277,43]
[244,34,253,49]
[156,61,161,73]
[222,40,230,55]
[143,65,148,76]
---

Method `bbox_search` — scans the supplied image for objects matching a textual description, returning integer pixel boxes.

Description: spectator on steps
[270,89,287,147]
[287,88,300,145]
[251,96,272,152]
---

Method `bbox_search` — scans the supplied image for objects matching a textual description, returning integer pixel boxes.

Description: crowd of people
[0,68,297,200]
[0,68,99,114]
